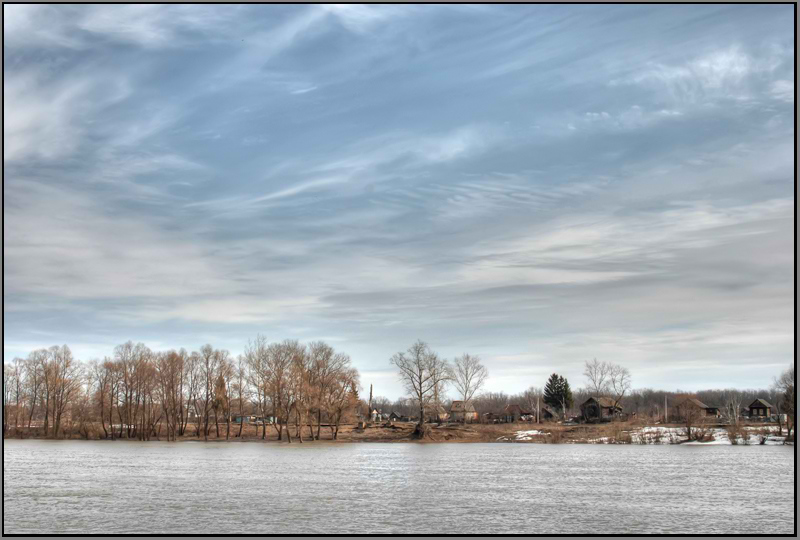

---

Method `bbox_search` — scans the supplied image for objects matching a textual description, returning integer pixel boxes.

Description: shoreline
[4,421,792,446]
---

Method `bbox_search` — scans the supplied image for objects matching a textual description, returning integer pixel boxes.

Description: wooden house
[674,398,720,420]
[580,397,623,422]
[449,401,479,423]
[426,404,449,423]
[748,399,775,418]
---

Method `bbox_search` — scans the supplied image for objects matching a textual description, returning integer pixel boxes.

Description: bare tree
[308,343,355,439]
[329,368,360,440]
[88,359,111,439]
[195,345,221,441]
[233,354,248,438]
[675,396,704,441]
[23,351,46,431]
[584,358,610,397]
[49,345,83,438]
[608,364,632,410]
[244,335,272,440]
[452,354,489,423]
[521,386,543,423]
[773,364,795,441]
[390,340,451,437]
[720,389,743,427]
[3,364,11,437]
[268,340,299,442]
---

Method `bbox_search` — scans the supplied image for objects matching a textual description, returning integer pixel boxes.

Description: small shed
[748,399,775,418]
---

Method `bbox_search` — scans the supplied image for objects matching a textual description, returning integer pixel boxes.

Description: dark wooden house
[748,399,775,418]
[580,397,623,422]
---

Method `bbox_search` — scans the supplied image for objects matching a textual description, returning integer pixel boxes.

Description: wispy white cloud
[290,86,318,95]
[613,45,790,104]
[3,68,129,162]
[321,4,413,33]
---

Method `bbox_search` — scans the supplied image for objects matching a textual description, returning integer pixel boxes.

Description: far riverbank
[4,420,793,445]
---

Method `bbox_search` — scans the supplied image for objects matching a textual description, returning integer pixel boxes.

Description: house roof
[681,398,710,409]
[450,400,476,413]
[426,404,447,414]
[749,399,775,409]
[503,404,532,415]
[583,397,620,408]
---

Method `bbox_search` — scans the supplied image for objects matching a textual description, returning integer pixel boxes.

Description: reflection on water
[3,440,795,534]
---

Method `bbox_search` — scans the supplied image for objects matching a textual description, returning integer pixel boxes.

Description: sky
[3,4,795,400]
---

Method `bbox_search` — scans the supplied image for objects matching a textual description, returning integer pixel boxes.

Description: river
[2,440,795,534]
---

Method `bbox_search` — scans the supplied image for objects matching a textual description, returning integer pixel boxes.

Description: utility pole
[665,395,668,423]
[368,384,373,423]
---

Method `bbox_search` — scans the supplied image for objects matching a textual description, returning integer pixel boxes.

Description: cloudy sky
[3,4,794,399]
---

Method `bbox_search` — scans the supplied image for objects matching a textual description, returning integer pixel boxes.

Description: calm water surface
[3,440,795,534]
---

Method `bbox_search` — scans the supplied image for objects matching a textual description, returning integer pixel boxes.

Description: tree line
[2,337,361,443]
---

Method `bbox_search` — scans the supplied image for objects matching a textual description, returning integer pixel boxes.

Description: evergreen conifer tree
[544,373,574,414]
[543,373,561,410]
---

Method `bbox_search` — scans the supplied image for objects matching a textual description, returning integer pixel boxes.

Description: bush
[726,425,745,445]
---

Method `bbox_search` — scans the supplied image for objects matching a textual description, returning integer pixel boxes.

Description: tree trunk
[27,398,36,431]
[100,399,108,439]
[316,410,322,440]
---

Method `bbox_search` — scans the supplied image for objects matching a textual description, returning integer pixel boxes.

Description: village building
[580,397,623,422]
[426,404,449,423]
[370,409,389,423]
[674,398,720,419]
[449,400,479,423]
[748,399,775,418]
[503,404,533,423]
